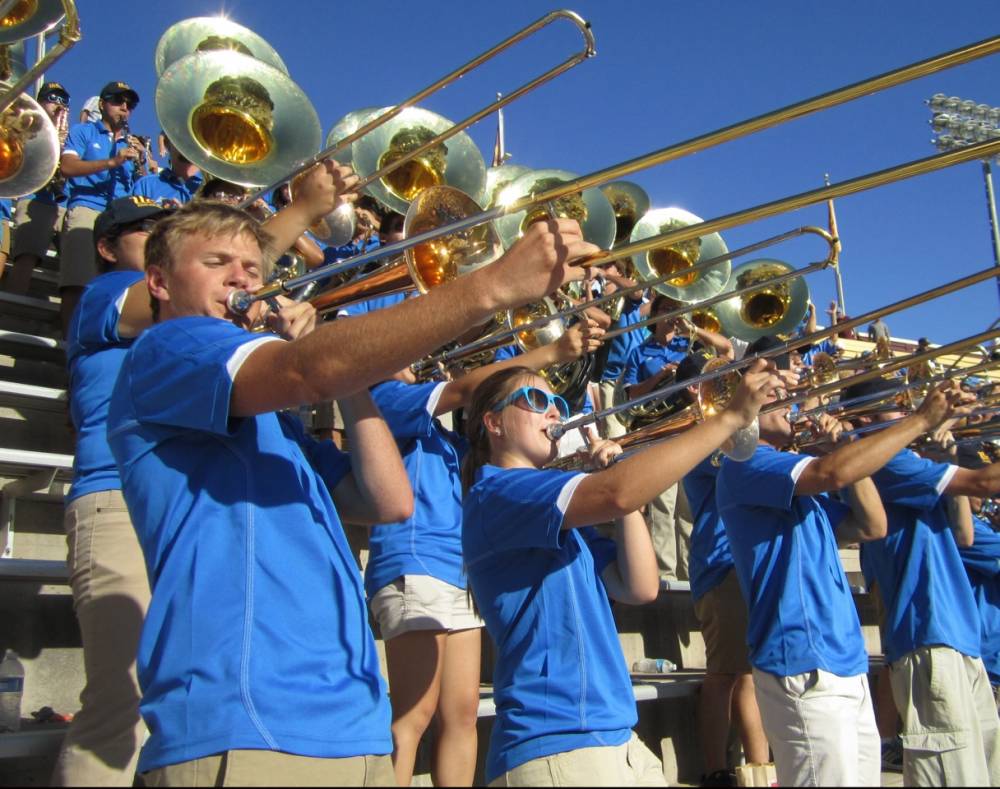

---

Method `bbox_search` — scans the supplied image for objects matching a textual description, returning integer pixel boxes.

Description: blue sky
[37,0,1000,343]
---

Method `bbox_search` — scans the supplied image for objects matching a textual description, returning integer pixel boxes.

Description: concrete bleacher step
[0,381,67,411]
[0,330,65,361]
[0,292,59,320]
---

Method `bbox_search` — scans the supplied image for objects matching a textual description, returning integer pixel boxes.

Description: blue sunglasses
[492,386,570,420]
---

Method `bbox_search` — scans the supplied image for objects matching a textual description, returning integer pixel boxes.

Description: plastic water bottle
[631,657,677,674]
[0,650,25,732]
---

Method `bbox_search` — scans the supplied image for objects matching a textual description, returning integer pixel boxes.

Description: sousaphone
[0,0,63,45]
[715,258,810,341]
[155,16,287,77]
[351,106,487,217]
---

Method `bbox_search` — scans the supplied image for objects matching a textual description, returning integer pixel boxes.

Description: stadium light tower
[926,93,1000,304]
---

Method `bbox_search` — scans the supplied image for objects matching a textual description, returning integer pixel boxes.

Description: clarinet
[121,121,147,189]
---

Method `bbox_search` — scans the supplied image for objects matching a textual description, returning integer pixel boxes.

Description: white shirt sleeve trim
[61,149,80,158]
[225,335,285,380]
[556,473,588,514]
[936,464,959,497]
[790,455,815,485]
[425,381,447,417]
[113,287,129,317]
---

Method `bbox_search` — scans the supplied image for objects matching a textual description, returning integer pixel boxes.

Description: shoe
[700,769,737,787]
[881,736,904,773]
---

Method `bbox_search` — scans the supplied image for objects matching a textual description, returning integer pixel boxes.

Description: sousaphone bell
[155,16,287,77]
[630,207,731,304]
[494,168,615,250]
[484,163,530,209]
[0,0,64,45]
[601,180,650,245]
[156,48,321,188]
[352,106,487,217]
[0,89,60,197]
[715,258,810,341]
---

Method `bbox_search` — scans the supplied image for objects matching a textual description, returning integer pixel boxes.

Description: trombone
[548,265,1000,440]
[236,10,596,237]
[228,34,1000,315]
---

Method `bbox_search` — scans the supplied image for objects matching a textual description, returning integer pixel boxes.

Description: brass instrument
[0,0,79,114]
[485,163,531,208]
[630,206,731,304]
[601,180,650,245]
[325,106,384,172]
[155,16,287,77]
[154,10,593,244]
[494,167,615,250]
[351,106,487,217]
[714,258,810,341]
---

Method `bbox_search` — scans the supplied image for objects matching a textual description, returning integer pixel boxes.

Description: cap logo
[130,196,157,208]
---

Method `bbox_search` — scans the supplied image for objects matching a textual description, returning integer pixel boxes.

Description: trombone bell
[403,186,503,293]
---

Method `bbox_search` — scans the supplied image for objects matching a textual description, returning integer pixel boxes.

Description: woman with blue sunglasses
[365,320,603,787]
[461,360,780,787]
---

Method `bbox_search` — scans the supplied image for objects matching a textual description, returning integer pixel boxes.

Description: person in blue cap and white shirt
[842,376,1000,787]
[59,80,143,334]
[460,357,780,786]
[715,369,964,787]
[367,320,603,787]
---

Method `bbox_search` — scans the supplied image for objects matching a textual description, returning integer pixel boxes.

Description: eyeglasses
[41,93,67,107]
[103,95,136,110]
[491,386,570,420]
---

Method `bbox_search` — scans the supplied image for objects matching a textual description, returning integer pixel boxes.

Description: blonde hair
[144,200,273,276]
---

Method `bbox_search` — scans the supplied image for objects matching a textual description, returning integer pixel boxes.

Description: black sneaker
[700,769,737,787]
[881,736,904,773]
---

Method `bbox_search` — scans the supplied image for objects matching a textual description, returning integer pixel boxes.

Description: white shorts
[370,575,484,641]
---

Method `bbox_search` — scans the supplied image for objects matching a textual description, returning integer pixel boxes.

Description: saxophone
[41,105,69,201]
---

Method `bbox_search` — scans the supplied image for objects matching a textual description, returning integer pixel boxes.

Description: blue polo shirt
[107,317,392,771]
[684,455,734,602]
[131,167,203,206]
[801,339,839,367]
[66,269,143,502]
[602,299,649,382]
[64,120,135,211]
[717,445,867,678]
[622,335,690,387]
[960,517,1000,686]
[862,449,979,664]
[463,465,634,782]
[365,380,467,597]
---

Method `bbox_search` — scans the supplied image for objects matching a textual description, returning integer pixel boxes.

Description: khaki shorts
[12,197,63,259]
[889,645,1000,786]
[488,732,666,787]
[59,205,101,289]
[370,575,483,641]
[694,568,752,675]
[143,749,395,787]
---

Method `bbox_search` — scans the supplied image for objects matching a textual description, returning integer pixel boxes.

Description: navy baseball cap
[94,196,170,244]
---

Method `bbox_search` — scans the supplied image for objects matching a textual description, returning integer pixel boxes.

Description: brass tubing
[411,225,828,373]
[550,266,1000,438]
[764,329,1000,415]
[0,0,80,114]
[240,10,595,207]
[231,36,1000,313]
[505,35,1000,214]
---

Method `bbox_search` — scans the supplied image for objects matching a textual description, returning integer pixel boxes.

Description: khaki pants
[52,490,151,787]
[598,380,627,439]
[59,205,101,289]
[13,196,64,259]
[890,646,1000,787]
[644,482,692,582]
[753,668,880,787]
[488,732,666,787]
[144,750,396,787]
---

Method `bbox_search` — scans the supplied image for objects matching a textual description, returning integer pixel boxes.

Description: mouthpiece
[546,423,566,441]
[227,289,253,314]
